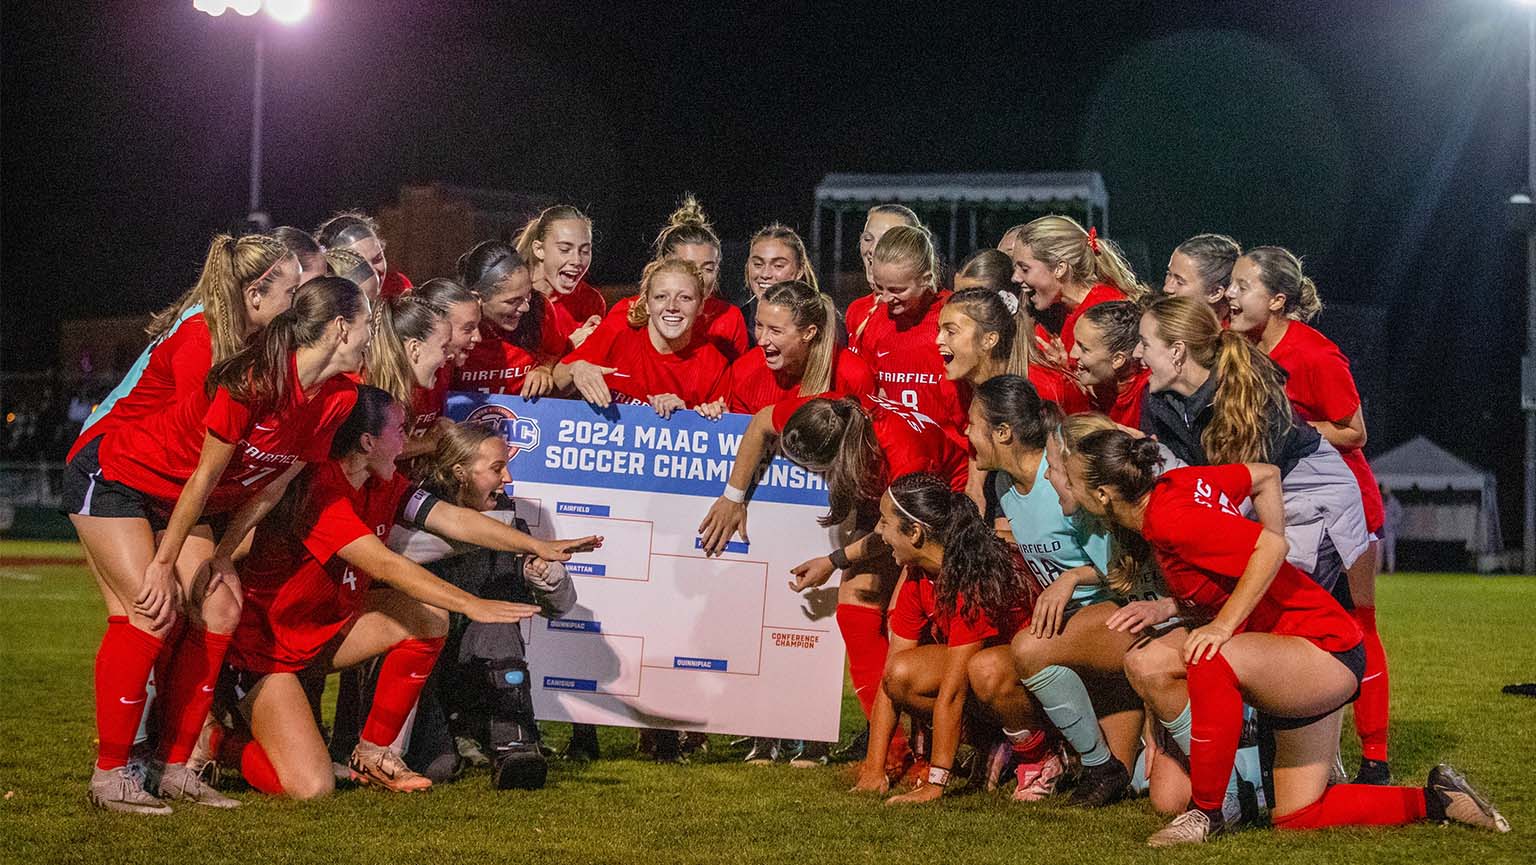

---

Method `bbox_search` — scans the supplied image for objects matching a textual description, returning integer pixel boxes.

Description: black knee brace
[486,659,546,790]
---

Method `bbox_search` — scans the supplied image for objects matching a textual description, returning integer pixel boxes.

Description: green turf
[2,539,1531,864]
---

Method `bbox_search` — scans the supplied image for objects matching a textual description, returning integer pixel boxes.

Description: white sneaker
[1147,808,1223,848]
[89,766,172,815]
[154,762,240,809]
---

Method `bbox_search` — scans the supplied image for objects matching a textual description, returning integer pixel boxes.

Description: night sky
[2,0,1530,536]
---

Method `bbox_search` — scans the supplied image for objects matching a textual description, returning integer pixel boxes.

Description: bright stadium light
[230,0,261,15]
[265,0,311,24]
[192,0,230,15]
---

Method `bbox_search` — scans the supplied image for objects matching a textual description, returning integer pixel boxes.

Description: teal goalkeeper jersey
[996,456,1113,608]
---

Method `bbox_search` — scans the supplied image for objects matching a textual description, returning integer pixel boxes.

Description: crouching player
[389,421,578,789]
[214,387,600,798]
[851,473,1046,805]
[1064,430,1509,846]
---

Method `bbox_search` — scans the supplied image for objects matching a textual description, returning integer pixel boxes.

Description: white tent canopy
[1372,435,1504,565]
[809,172,1108,290]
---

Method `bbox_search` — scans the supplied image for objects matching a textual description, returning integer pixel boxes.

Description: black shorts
[1255,641,1367,731]
[59,437,174,531]
[214,662,328,731]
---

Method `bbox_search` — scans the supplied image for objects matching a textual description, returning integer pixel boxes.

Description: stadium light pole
[1518,0,1536,574]
[192,0,311,229]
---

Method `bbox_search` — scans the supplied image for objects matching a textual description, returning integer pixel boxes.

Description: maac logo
[465,404,541,460]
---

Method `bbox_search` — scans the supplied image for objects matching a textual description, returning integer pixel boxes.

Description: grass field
[2,539,1532,865]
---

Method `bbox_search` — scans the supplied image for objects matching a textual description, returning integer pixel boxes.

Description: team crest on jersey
[465,404,541,460]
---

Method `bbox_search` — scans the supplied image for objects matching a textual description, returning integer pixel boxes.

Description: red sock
[360,637,444,747]
[237,738,284,796]
[93,617,164,770]
[1351,606,1390,762]
[1185,651,1242,811]
[836,604,888,720]
[151,618,187,706]
[1009,729,1051,762]
[1273,783,1426,829]
[157,627,232,764]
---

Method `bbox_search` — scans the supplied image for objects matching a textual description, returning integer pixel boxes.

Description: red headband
[1086,226,1100,254]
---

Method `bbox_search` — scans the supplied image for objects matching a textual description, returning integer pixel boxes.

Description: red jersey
[228,461,423,673]
[409,368,451,438]
[452,306,568,395]
[1267,321,1384,531]
[566,320,729,408]
[770,395,969,494]
[720,347,877,415]
[1089,367,1151,426]
[851,290,967,435]
[546,278,608,341]
[888,555,1032,646]
[70,309,214,462]
[1032,364,1092,415]
[379,269,414,301]
[605,294,748,361]
[846,293,881,346]
[1143,465,1363,653]
[99,358,358,512]
[1059,283,1126,356]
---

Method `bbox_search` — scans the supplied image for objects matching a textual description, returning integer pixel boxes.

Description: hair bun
[1129,436,1164,470]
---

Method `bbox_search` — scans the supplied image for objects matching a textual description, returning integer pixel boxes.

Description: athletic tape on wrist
[722,485,747,504]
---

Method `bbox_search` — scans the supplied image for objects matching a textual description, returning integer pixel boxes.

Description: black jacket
[1139,373,1319,476]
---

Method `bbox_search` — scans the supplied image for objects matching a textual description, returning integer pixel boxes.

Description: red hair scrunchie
[1086,225,1100,254]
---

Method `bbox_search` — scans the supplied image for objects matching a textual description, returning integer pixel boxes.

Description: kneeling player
[216,387,599,798]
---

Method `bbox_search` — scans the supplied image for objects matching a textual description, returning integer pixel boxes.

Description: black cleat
[1352,758,1391,786]
[1425,764,1510,832]
[1501,682,1536,698]
[1066,756,1131,807]
[561,724,601,762]
[493,744,548,790]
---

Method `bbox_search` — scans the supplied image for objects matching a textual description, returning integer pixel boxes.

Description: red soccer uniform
[546,278,608,341]
[770,395,969,494]
[1143,464,1363,653]
[98,358,358,512]
[851,290,967,436]
[604,294,748,361]
[720,347,877,415]
[408,368,451,439]
[228,461,424,673]
[452,306,568,395]
[69,309,214,462]
[1267,321,1384,532]
[887,554,1032,646]
[1089,367,1151,426]
[379,269,414,301]
[566,320,729,408]
[846,293,881,346]
[1058,283,1126,356]
[1031,364,1092,415]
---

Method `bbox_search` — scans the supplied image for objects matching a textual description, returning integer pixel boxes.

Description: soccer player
[1163,233,1240,323]
[63,276,369,813]
[1228,246,1392,783]
[937,287,1077,410]
[515,205,605,347]
[362,294,452,453]
[1063,430,1509,846]
[317,211,412,300]
[1009,215,1144,366]
[739,223,820,344]
[855,225,966,433]
[215,387,601,798]
[849,205,923,345]
[452,240,568,398]
[1136,296,1370,589]
[850,473,1042,805]
[323,248,382,302]
[1069,300,1150,426]
[556,258,729,416]
[711,280,875,416]
[604,194,748,359]
[966,376,1144,804]
[271,226,329,285]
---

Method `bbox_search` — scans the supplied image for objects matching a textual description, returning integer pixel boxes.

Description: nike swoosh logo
[201,685,215,693]
[1361,673,1383,683]
[876,351,891,358]
[119,696,146,705]
[409,672,429,679]
[1189,735,1211,743]
[253,424,277,432]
